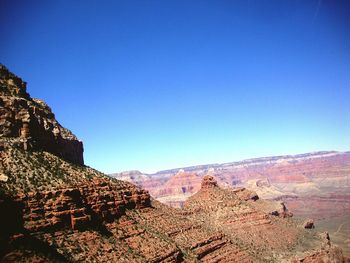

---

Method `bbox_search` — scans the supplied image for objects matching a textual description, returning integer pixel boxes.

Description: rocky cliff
[0,65,84,165]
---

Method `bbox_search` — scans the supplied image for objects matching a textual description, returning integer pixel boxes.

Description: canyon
[111,151,350,257]
[0,64,347,262]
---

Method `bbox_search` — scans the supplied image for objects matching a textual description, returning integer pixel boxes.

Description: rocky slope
[0,65,346,262]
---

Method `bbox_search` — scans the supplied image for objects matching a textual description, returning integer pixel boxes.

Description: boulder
[303,219,315,229]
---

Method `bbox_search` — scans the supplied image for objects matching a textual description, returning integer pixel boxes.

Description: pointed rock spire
[201,175,218,189]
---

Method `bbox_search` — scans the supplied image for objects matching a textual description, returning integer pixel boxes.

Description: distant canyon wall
[111,151,350,214]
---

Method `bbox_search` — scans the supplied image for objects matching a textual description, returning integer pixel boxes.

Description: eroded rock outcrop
[0,64,84,165]
[201,175,218,189]
[18,178,151,232]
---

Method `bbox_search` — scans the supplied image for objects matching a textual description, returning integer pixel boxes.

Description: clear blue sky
[1,0,349,173]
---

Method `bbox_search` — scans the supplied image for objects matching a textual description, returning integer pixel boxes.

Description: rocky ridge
[0,65,84,165]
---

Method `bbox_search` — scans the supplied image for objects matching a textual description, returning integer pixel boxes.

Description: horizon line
[109,149,349,175]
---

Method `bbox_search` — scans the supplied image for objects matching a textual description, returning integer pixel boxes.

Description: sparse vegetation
[0,140,110,195]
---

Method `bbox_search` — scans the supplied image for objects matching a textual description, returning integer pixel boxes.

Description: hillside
[0,65,346,262]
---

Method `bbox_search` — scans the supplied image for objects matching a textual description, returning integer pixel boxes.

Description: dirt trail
[334,220,350,235]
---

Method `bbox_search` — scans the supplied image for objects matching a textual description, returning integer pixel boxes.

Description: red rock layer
[7,178,151,233]
[0,65,84,165]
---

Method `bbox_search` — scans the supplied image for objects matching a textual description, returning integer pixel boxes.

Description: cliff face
[0,176,151,239]
[153,170,202,207]
[20,179,150,233]
[0,65,84,165]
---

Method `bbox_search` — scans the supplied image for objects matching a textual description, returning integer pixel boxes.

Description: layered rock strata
[20,178,150,232]
[0,65,84,165]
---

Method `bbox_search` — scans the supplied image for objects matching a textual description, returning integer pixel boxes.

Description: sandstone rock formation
[20,178,150,232]
[201,175,218,189]
[0,64,84,165]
